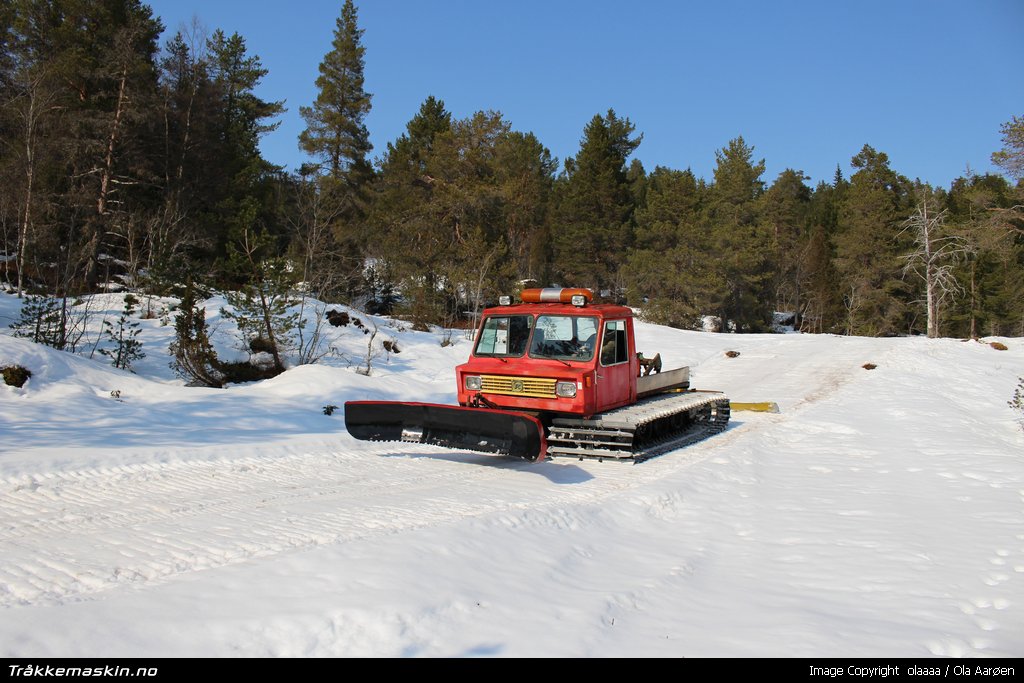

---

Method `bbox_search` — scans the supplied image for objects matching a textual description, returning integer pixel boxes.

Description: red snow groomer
[345,288,730,462]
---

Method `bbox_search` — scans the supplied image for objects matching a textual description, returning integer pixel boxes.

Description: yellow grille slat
[480,374,557,398]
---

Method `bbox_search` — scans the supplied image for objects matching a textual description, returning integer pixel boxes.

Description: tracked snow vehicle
[345,288,729,462]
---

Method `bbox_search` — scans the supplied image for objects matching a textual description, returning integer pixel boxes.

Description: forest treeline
[2,0,1022,342]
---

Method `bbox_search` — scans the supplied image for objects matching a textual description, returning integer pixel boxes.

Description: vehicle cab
[456,288,638,417]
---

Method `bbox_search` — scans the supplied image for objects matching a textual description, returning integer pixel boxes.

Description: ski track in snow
[1,293,1022,657]
[0,338,875,609]
[0,435,736,609]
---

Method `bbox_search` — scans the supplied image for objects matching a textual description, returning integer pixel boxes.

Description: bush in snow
[10,294,62,347]
[222,271,300,374]
[99,294,146,372]
[326,309,350,327]
[169,281,225,388]
[222,226,301,375]
[217,360,280,384]
[1010,377,1024,429]
[10,292,95,353]
[1,365,31,388]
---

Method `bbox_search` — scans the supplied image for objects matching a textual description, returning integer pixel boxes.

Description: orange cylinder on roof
[520,288,593,304]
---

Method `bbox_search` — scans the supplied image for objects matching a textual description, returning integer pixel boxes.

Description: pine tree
[626,166,710,328]
[152,27,220,284]
[368,97,452,324]
[799,223,840,333]
[298,0,372,187]
[222,223,301,375]
[704,136,773,331]
[1010,377,1024,430]
[296,1,374,299]
[834,144,914,336]
[944,173,1024,337]
[10,293,64,348]
[169,279,225,387]
[2,0,164,293]
[100,293,145,371]
[552,110,641,294]
[800,178,846,332]
[761,169,812,318]
[991,115,1024,181]
[207,29,284,263]
[493,130,557,281]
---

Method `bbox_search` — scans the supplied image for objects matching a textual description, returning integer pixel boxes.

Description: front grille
[480,374,557,398]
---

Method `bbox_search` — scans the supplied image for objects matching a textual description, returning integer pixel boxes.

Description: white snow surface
[0,291,1022,657]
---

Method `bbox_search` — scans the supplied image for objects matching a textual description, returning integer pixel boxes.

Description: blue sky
[145,0,1023,189]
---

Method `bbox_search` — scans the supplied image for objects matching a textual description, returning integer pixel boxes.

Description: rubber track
[545,391,730,463]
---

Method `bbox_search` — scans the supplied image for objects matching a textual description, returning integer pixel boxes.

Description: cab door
[595,319,634,412]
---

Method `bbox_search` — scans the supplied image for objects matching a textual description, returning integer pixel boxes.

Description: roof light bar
[519,288,593,305]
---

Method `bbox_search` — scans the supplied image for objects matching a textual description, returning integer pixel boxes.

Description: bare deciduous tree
[900,201,970,338]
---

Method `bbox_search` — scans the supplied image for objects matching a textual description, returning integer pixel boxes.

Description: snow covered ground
[0,292,1022,657]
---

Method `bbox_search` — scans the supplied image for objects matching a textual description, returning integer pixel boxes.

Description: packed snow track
[1,295,1022,657]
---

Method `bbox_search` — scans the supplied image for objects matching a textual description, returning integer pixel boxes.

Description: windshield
[530,315,599,361]
[474,315,533,357]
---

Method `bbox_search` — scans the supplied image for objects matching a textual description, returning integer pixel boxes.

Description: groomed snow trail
[1,318,1022,657]
[0,332,871,610]
[0,419,767,609]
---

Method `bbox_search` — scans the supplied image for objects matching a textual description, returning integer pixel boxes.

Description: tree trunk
[18,139,33,298]
[969,259,978,339]
[257,284,285,373]
[16,78,41,298]
[98,63,129,216]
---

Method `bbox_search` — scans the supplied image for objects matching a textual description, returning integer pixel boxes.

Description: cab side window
[600,320,628,366]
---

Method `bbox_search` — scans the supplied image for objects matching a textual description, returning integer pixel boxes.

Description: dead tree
[900,201,970,338]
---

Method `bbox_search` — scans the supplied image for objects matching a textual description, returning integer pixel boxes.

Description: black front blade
[344,401,546,462]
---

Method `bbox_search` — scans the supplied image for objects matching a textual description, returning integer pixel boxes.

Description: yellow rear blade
[730,402,779,413]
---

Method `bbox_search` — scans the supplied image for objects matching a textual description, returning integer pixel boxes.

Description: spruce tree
[298,0,372,187]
